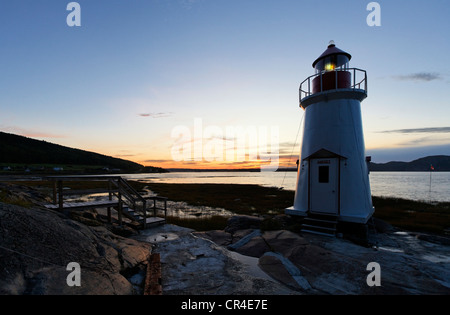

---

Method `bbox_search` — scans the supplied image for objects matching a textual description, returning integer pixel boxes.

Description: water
[122,171,450,203]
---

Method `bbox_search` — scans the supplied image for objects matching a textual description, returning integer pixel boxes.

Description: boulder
[234,235,270,258]
[262,230,309,256]
[224,215,263,234]
[258,254,302,290]
[0,202,151,295]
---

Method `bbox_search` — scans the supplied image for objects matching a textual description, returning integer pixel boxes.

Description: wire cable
[280,111,305,189]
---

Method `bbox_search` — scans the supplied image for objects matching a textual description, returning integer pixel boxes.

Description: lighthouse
[286,41,374,232]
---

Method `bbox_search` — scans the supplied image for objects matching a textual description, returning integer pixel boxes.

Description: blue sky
[1,0,449,168]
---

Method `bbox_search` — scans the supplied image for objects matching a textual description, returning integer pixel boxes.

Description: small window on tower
[318,166,329,183]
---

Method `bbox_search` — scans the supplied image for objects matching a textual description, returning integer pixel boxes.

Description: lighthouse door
[309,158,339,214]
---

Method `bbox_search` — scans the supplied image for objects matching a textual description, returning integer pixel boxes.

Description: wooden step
[122,207,140,218]
[304,217,337,225]
[302,229,336,237]
[302,224,336,232]
[45,200,119,210]
[144,217,166,225]
[301,212,338,237]
[307,213,338,220]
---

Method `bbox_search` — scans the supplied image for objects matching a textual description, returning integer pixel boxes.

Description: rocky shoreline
[1,182,449,295]
[0,183,151,294]
[145,216,450,295]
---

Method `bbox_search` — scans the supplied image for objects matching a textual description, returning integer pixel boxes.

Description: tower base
[285,207,374,225]
[284,208,375,246]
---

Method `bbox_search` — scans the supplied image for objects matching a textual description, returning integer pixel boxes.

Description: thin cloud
[393,72,442,82]
[143,159,173,163]
[380,127,450,134]
[397,137,432,146]
[138,112,173,118]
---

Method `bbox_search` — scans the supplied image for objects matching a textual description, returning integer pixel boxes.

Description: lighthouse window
[318,166,329,183]
[315,55,350,73]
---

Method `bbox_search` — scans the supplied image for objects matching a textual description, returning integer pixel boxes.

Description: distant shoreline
[2,169,450,177]
[0,179,449,235]
[166,168,450,172]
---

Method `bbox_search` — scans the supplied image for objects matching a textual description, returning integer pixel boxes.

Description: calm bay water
[122,171,450,203]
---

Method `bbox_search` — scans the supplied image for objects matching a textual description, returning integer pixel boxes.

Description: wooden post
[107,180,112,223]
[164,199,167,221]
[143,200,147,229]
[52,180,57,205]
[118,191,123,226]
[57,180,63,210]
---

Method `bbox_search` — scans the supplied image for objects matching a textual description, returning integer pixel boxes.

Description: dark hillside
[0,131,143,172]
[370,155,450,172]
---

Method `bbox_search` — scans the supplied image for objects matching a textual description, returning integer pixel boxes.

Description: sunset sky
[1,0,449,169]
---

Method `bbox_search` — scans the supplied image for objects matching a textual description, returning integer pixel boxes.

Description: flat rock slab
[135,224,297,295]
[193,230,232,246]
[196,220,450,295]
[134,216,450,295]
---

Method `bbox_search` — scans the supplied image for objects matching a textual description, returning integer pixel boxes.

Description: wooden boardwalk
[144,253,162,295]
[44,176,167,229]
[45,200,119,211]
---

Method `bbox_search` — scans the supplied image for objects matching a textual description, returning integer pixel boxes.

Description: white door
[310,158,339,214]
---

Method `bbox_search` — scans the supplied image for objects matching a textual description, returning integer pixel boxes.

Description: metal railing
[299,68,367,103]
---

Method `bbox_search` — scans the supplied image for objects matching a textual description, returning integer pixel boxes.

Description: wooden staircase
[121,204,166,228]
[45,176,167,229]
[301,213,338,237]
[110,177,167,229]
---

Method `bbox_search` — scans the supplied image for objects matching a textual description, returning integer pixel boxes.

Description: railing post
[52,180,57,205]
[143,200,147,229]
[118,190,123,226]
[353,68,356,89]
[365,70,368,94]
[335,70,337,90]
[164,199,167,221]
[320,72,323,92]
[57,180,63,211]
[107,179,112,223]
[308,77,310,96]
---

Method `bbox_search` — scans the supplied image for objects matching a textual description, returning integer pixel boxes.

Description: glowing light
[325,63,335,71]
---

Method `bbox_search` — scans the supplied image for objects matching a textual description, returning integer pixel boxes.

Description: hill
[369,155,450,172]
[0,131,159,174]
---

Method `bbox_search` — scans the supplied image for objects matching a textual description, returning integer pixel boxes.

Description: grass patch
[146,183,293,216]
[0,189,33,208]
[166,215,229,231]
[372,196,450,235]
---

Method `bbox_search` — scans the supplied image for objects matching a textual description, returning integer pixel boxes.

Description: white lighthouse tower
[286,41,374,232]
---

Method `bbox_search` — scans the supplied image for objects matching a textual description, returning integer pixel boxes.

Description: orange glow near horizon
[138,155,297,170]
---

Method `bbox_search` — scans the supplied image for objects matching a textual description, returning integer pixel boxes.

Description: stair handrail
[109,179,135,205]
[118,177,146,202]
[114,177,149,228]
